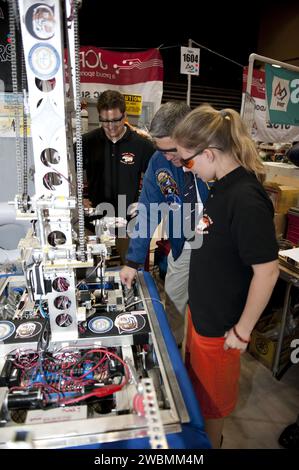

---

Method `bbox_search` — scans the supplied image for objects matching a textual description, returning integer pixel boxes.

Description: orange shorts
[185,311,240,419]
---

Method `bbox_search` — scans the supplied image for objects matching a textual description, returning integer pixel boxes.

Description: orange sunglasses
[180,146,223,169]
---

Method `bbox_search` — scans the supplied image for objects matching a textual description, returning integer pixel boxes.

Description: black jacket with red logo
[82,126,154,215]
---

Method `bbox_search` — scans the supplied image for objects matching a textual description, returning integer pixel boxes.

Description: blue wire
[39,300,48,319]
[12,287,24,294]
[0,273,23,279]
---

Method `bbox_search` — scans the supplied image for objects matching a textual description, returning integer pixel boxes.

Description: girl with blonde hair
[173,105,279,448]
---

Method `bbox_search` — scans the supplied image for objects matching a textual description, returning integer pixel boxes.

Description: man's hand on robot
[120,266,137,289]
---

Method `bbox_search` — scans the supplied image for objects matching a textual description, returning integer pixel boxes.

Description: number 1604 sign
[180,47,200,76]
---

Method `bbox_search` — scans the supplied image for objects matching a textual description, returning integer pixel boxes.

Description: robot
[0,1,190,450]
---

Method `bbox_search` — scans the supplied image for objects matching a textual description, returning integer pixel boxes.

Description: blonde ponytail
[173,105,265,182]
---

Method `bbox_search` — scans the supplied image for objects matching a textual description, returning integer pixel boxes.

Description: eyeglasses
[99,114,125,125]
[155,146,177,155]
[180,146,223,169]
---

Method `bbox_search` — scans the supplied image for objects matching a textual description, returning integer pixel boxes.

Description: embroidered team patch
[120,152,135,165]
[196,213,213,234]
[156,169,181,209]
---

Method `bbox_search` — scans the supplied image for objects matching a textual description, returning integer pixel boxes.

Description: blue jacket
[126,151,210,267]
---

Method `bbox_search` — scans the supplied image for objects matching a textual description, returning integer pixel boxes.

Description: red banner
[243,66,265,99]
[79,47,163,85]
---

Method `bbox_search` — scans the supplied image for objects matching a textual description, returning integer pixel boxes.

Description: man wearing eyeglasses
[82,90,154,262]
[120,101,210,346]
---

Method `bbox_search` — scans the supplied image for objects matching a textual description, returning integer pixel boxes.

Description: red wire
[59,383,123,405]
[11,348,131,406]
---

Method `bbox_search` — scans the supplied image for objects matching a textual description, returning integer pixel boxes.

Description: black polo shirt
[189,166,278,337]
[82,126,154,214]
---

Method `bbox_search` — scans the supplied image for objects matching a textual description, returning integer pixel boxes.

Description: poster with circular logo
[15,321,42,339]
[0,321,15,341]
[115,313,146,334]
[25,3,56,40]
[28,43,60,80]
[88,316,113,334]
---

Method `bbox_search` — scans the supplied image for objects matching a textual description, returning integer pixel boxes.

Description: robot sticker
[15,321,42,339]
[28,43,60,80]
[25,3,56,40]
[0,321,15,341]
[115,313,146,334]
[196,213,213,234]
[88,316,113,334]
[156,169,181,210]
[120,152,135,165]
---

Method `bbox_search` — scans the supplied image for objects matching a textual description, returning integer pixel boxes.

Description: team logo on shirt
[196,213,213,234]
[120,152,135,165]
[156,169,181,210]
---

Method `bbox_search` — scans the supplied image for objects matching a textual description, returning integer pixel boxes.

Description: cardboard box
[264,182,299,213]
[265,174,299,189]
[274,213,286,239]
[249,328,292,370]
[249,314,298,370]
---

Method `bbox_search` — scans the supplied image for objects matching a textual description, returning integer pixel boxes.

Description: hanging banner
[180,47,200,75]
[78,47,163,118]
[242,67,299,142]
[265,64,299,126]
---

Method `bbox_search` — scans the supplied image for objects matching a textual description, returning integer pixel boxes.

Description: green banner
[265,64,299,126]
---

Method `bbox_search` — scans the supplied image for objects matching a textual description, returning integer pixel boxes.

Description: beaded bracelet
[233,326,250,344]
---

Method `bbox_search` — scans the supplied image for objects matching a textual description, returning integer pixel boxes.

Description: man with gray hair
[120,101,210,345]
